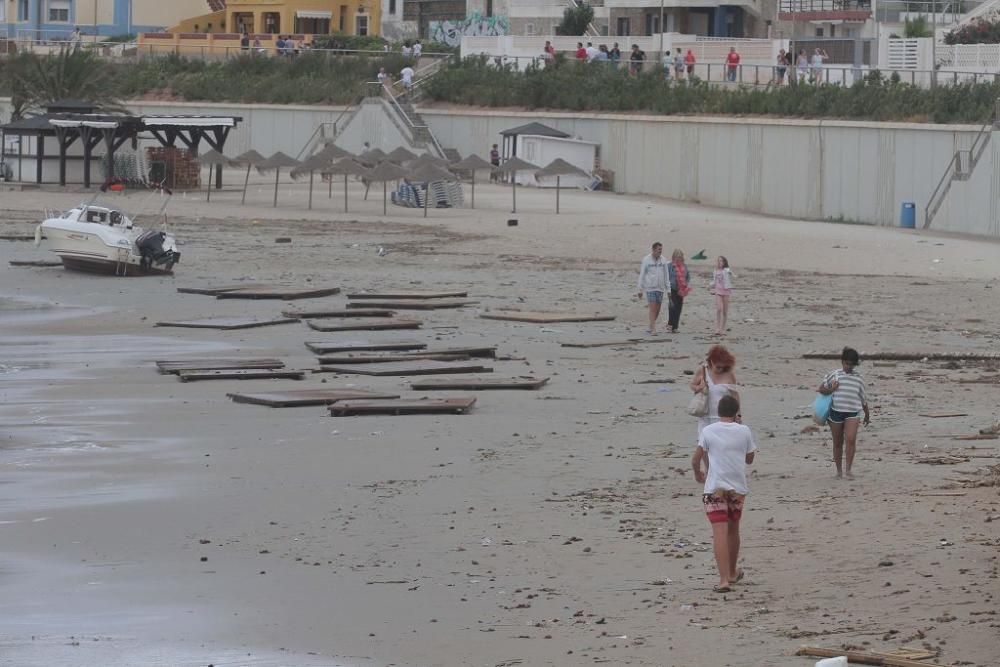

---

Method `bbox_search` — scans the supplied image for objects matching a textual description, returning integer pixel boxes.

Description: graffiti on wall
[429,12,509,48]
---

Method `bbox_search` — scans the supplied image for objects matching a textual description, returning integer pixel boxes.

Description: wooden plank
[561,338,664,348]
[156,358,284,374]
[796,646,949,666]
[227,388,399,407]
[320,360,493,376]
[316,346,496,363]
[410,377,549,390]
[9,259,64,267]
[216,286,341,300]
[177,369,306,382]
[177,283,272,296]
[317,353,471,365]
[481,310,616,323]
[347,299,477,310]
[953,433,999,441]
[345,290,468,299]
[306,318,422,332]
[803,350,1000,361]
[918,412,969,418]
[330,397,476,416]
[156,317,297,330]
[282,308,396,319]
[305,340,427,354]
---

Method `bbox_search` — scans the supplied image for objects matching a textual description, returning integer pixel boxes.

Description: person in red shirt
[725,47,740,82]
[684,49,696,78]
[575,42,586,60]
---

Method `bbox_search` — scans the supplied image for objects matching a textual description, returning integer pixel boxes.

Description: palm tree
[13,46,124,118]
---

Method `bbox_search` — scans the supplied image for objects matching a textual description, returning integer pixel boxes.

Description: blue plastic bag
[813,393,833,425]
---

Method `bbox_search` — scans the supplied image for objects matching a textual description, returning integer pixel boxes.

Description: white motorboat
[36,201,180,276]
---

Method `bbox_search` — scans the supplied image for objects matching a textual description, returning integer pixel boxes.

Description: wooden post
[241,164,251,204]
[308,170,314,210]
[273,167,280,207]
[36,133,45,184]
[556,175,560,214]
[343,174,348,213]
[470,169,476,209]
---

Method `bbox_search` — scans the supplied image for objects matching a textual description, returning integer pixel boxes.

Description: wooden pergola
[0,102,242,189]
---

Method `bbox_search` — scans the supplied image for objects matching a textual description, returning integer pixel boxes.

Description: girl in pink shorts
[710,256,733,336]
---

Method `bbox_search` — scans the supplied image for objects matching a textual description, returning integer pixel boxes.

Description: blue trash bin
[900,202,916,228]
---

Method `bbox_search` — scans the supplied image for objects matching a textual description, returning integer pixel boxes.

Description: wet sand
[0,179,999,666]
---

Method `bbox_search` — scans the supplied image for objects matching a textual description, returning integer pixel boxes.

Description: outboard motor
[135,230,180,270]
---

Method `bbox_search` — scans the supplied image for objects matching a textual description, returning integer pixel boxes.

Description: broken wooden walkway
[330,397,476,416]
[227,388,399,407]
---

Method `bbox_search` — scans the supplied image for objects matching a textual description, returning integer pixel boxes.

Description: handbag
[687,389,709,417]
[813,393,833,425]
[687,366,709,417]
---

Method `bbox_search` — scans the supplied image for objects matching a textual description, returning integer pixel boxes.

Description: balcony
[778,0,872,22]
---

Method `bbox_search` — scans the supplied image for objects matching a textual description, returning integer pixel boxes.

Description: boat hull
[59,255,174,277]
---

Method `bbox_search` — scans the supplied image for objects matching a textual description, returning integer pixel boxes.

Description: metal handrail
[379,82,447,159]
[924,152,959,229]
[924,99,997,229]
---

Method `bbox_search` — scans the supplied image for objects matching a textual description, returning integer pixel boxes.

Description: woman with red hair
[690,345,740,436]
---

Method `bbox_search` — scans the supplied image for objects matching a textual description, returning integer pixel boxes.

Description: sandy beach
[1,177,998,667]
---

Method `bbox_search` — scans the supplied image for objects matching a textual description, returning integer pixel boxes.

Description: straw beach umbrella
[321,157,369,213]
[357,148,388,166]
[405,162,456,218]
[449,153,493,209]
[495,156,538,214]
[364,160,409,215]
[314,144,354,197]
[256,152,301,208]
[291,153,332,210]
[198,149,231,202]
[535,158,591,214]
[232,149,265,205]
[386,146,418,164]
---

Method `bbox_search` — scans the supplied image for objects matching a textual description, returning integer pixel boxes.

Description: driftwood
[795,646,946,666]
[803,351,1000,361]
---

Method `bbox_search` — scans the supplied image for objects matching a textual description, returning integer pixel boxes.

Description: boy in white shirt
[691,395,757,592]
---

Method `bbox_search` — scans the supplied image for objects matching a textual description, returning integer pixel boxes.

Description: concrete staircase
[925,102,997,229]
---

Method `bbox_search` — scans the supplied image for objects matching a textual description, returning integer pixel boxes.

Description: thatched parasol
[357,148,388,166]
[232,149,266,205]
[495,156,539,214]
[405,162,456,218]
[316,143,353,161]
[386,146,418,164]
[256,152,301,208]
[535,158,591,214]
[321,157,369,213]
[449,153,494,209]
[198,149,231,203]
[364,160,409,215]
[292,154,327,210]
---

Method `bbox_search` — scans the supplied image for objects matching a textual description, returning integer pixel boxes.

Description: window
[617,17,630,36]
[486,0,493,17]
[19,0,30,21]
[48,0,71,22]
[815,27,824,37]
[525,23,535,36]
[389,0,396,14]
[356,15,369,36]
[645,13,660,36]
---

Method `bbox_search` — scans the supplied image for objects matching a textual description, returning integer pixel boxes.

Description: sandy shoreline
[0,180,998,666]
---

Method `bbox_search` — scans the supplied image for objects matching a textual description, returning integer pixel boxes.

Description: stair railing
[924,101,997,229]
[381,83,448,159]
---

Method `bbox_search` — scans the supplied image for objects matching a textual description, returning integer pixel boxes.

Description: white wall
[421,108,987,232]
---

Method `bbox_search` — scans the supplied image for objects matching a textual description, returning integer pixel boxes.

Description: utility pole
[931,0,937,88]
[658,0,665,57]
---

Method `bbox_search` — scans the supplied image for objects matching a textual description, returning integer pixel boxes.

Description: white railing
[938,42,1000,69]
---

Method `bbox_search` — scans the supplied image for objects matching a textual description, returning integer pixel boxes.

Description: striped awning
[296,10,332,19]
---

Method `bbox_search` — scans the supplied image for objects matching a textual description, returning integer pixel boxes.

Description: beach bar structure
[0,101,241,189]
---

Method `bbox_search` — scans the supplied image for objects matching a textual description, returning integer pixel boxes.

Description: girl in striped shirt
[817,347,871,479]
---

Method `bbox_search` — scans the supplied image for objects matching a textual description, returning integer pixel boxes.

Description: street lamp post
[931,0,937,88]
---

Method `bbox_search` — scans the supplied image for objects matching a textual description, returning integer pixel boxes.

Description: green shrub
[944,17,1000,44]
[423,56,1000,123]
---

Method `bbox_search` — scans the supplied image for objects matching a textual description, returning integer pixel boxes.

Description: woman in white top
[818,346,870,479]
[690,344,740,436]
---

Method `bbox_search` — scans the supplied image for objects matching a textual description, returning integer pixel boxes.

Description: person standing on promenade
[692,395,756,593]
[817,347,870,479]
[636,242,670,335]
[666,248,691,333]
[725,46,741,82]
[690,344,739,437]
[710,255,734,336]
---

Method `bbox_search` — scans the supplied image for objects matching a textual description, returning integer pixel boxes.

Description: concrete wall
[420,108,987,232]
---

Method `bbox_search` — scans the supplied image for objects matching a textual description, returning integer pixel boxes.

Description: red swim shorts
[702,491,745,524]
